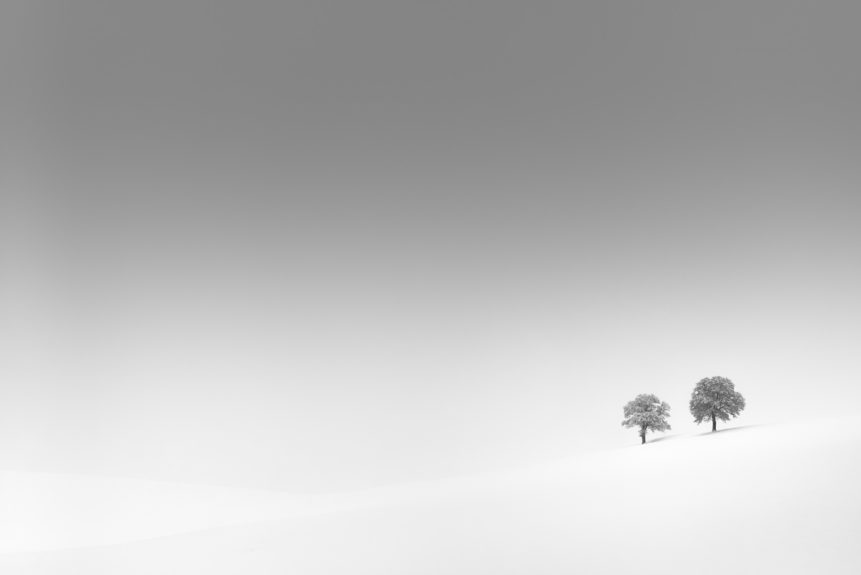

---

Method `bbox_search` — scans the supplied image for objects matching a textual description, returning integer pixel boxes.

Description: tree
[621,394,671,444]
[689,376,745,432]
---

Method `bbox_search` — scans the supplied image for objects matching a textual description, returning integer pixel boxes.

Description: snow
[2,416,860,574]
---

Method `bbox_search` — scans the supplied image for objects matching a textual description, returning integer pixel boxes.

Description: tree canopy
[622,394,671,444]
[689,376,745,431]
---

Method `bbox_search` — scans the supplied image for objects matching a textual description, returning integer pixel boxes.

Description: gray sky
[2,1,860,491]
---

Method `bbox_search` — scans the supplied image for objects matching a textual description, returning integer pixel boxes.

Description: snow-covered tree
[689,376,745,432]
[621,394,671,444]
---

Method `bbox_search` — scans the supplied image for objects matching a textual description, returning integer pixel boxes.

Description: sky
[2,1,860,491]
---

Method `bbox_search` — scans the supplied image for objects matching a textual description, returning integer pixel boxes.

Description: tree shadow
[648,434,679,444]
[647,424,765,443]
[697,423,763,436]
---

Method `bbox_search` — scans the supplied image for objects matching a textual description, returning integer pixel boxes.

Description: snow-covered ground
[2,416,859,574]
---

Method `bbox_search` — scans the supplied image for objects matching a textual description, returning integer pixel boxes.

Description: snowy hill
[1,417,859,574]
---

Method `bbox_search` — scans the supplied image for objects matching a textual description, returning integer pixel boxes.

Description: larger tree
[689,376,746,432]
[622,394,671,444]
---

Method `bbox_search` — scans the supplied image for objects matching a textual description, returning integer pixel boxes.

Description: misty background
[2,1,860,492]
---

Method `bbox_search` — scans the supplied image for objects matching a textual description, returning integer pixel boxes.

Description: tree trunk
[712,414,716,432]
[640,431,646,444]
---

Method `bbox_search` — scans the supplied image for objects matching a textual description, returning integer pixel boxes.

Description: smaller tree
[622,394,671,444]
[689,376,745,432]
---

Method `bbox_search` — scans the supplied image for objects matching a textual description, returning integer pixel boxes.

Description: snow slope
[2,417,860,574]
